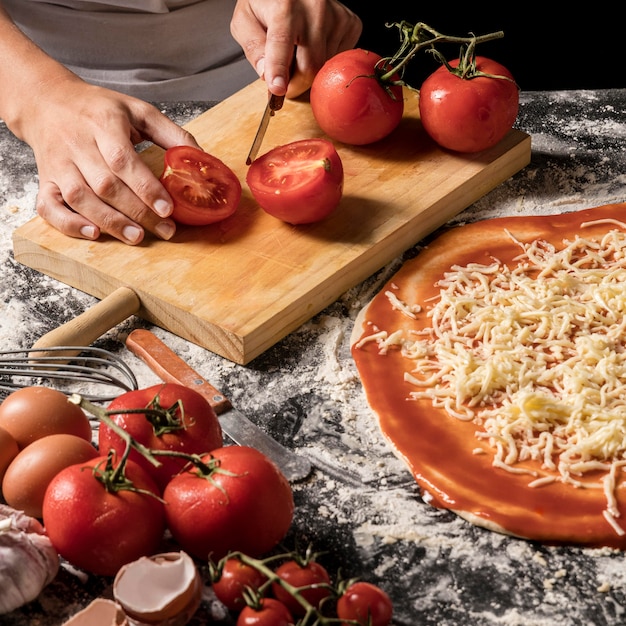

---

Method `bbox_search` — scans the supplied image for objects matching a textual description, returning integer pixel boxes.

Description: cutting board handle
[31,286,141,358]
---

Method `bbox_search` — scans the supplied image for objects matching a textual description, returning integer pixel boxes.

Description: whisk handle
[31,286,141,358]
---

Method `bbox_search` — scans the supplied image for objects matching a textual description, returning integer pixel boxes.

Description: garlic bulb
[113,551,202,626]
[0,503,59,614]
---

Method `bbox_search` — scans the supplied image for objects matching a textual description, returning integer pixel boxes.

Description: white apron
[2,0,258,101]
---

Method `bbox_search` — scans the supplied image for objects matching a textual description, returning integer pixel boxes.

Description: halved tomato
[246,139,344,225]
[160,146,241,225]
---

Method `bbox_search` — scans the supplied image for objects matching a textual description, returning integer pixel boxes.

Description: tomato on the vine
[271,559,331,616]
[336,581,393,626]
[236,597,293,626]
[99,383,223,491]
[310,48,404,145]
[160,145,241,225]
[212,557,268,611]
[419,55,519,153]
[247,138,343,224]
[163,446,294,561]
[42,455,165,577]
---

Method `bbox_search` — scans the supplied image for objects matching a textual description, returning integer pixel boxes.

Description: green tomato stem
[378,20,505,84]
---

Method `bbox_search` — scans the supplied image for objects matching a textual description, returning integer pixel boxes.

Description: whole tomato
[310,48,404,145]
[271,559,331,616]
[236,598,293,626]
[99,383,223,491]
[336,582,393,626]
[163,446,294,561]
[42,454,166,576]
[212,557,268,611]
[419,55,519,153]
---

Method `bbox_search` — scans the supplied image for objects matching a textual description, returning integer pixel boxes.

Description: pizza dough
[351,203,626,548]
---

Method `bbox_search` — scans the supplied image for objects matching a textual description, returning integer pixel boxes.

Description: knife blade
[245,92,285,165]
[125,328,312,483]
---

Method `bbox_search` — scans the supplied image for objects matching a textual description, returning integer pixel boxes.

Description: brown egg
[2,433,98,518]
[0,386,93,449]
[0,426,19,484]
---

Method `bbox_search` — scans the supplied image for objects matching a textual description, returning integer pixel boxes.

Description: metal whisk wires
[0,346,138,402]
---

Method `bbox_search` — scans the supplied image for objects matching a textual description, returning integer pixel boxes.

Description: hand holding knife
[246,49,296,165]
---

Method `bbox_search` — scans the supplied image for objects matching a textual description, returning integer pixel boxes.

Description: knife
[125,328,312,483]
[245,92,285,165]
[246,49,297,165]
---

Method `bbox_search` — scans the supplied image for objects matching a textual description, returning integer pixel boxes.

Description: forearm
[0,4,80,142]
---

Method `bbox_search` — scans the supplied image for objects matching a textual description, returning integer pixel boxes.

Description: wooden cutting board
[12,79,531,364]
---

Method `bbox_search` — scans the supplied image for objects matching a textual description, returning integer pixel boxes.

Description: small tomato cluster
[210,547,393,626]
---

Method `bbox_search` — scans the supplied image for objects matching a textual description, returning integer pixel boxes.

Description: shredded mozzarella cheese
[363,227,626,535]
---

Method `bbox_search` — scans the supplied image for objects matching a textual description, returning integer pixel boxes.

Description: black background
[343,3,622,91]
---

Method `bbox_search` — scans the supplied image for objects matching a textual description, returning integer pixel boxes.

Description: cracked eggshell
[62,598,128,625]
[113,551,202,626]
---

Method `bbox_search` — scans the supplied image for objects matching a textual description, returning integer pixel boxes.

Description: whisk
[0,346,139,402]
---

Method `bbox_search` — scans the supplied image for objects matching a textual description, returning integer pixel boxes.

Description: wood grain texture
[12,79,531,364]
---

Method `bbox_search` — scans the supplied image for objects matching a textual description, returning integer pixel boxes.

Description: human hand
[21,77,201,245]
[230,0,362,98]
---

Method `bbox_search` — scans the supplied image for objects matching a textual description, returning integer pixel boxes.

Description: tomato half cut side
[246,138,344,225]
[160,146,242,225]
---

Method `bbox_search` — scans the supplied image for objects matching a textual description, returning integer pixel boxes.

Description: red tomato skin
[99,383,223,491]
[163,446,294,561]
[247,138,343,224]
[419,56,519,153]
[310,48,404,145]
[160,146,242,225]
[42,456,166,577]
[236,598,293,626]
[212,557,268,611]
[337,582,393,626]
[271,560,331,616]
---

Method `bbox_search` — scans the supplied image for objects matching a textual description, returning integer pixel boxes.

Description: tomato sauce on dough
[352,203,626,549]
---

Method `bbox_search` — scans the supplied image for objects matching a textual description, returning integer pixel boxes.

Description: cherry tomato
[336,582,393,626]
[99,383,223,491]
[212,557,268,611]
[42,455,165,576]
[419,56,519,153]
[2,433,98,519]
[163,446,294,561]
[0,386,92,449]
[310,48,404,145]
[160,145,241,225]
[271,559,331,616]
[236,598,293,626]
[247,138,343,224]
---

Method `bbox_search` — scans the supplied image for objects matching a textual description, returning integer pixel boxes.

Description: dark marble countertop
[2,90,626,625]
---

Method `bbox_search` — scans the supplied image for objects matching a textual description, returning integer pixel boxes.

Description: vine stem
[68,393,161,468]
[378,21,504,83]
[215,551,360,625]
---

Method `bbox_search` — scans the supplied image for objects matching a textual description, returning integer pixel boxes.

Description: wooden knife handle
[125,328,232,414]
[31,286,141,359]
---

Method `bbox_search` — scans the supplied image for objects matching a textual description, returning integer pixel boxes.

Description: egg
[2,433,98,518]
[0,426,19,484]
[0,386,93,449]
